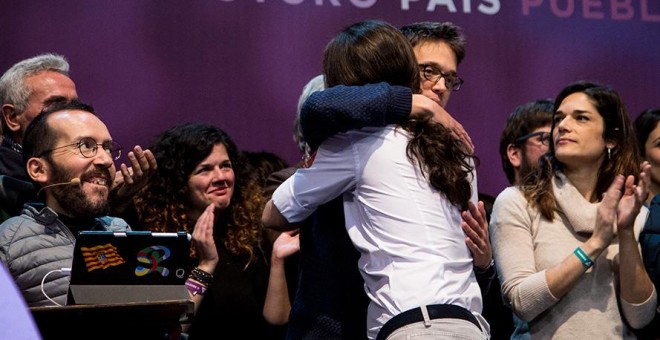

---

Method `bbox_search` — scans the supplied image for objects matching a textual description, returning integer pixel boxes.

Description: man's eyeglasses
[515,131,551,146]
[418,64,464,91]
[39,137,122,160]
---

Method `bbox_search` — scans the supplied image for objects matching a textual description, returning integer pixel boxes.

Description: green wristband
[574,247,593,269]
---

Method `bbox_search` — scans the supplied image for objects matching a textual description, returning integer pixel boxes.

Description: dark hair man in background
[499,99,554,185]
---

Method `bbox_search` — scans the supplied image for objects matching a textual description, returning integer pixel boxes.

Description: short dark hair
[22,99,95,165]
[499,99,554,184]
[400,21,466,64]
[634,108,660,156]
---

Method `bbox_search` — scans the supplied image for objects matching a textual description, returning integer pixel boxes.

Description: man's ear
[26,157,50,184]
[2,104,21,133]
[507,144,522,169]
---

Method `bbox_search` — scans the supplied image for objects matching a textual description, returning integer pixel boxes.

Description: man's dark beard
[48,162,111,219]
[518,148,548,185]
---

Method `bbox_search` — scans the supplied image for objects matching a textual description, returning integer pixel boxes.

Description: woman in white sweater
[490,81,657,339]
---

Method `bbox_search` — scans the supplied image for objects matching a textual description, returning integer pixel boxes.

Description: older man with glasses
[499,99,555,186]
[0,54,156,222]
[0,100,131,307]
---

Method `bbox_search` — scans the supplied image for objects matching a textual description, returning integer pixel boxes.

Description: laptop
[68,231,192,305]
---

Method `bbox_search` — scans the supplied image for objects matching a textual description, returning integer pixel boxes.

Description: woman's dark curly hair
[403,119,475,210]
[134,123,263,264]
[324,20,474,208]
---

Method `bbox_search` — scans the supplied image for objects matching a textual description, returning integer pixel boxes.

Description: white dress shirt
[272,125,483,339]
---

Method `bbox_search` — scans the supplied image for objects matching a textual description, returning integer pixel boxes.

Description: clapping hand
[616,161,651,231]
[193,204,219,273]
[112,145,158,207]
[461,201,492,270]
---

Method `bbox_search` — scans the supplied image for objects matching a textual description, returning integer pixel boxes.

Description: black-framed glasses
[515,131,551,146]
[418,64,464,91]
[39,137,122,160]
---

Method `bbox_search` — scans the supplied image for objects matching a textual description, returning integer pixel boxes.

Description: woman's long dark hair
[324,20,474,208]
[522,81,641,219]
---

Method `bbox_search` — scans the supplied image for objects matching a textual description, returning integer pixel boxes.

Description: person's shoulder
[0,146,26,178]
[0,209,36,232]
[642,196,660,236]
[492,186,530,218]
[0,216,23,238]
[264,166,299,197]
[269,166,298,183]
[332,125,396,142]
[495,186,525,203]
[0,211,39,248]
[0,143,20,159]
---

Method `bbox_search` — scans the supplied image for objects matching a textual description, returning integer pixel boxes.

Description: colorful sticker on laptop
[135,245,171,277]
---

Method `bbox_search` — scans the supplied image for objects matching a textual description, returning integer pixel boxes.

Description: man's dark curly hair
[400,21,466,65]
[135,123,263,264]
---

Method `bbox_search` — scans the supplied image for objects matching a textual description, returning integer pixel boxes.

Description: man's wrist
[475,259,494,273]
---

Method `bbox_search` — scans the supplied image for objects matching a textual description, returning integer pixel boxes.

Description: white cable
[40,268,71,307]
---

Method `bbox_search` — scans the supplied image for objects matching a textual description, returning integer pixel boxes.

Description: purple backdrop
[2,1,659,196]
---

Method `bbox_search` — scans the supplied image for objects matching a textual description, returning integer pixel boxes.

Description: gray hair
[293,74,325,158]
[0,53,70,114]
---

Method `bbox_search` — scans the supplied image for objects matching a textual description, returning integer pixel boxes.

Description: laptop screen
[70,231,191,286]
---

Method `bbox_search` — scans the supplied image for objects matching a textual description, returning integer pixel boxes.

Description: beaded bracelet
[185,278,208,296]
[190,267,214,286]
[574,247,593,269]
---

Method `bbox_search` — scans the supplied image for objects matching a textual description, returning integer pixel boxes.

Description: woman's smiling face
[187,143,235,218]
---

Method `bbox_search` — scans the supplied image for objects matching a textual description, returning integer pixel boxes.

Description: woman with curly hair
[135,123,293,339]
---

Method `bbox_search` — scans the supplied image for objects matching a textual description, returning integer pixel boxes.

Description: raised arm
[301,82,473,152]
[263,230,300,325]
[492,176,652,323]
[188,204,219,316]
[262,199,293,231]
[300,83,411,150]
[110,145,158,214]
[616,162,656,328]
[262,134,357,230]
[490,188,557,322]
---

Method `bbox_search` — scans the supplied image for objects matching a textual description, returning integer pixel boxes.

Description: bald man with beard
[0,100,130,307]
